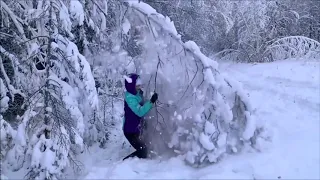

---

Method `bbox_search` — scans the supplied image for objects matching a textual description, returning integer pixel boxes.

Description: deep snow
[70,58,319,179]
[4,59,319,179]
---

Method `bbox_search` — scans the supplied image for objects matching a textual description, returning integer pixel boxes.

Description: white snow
[127,0,180,37]
[58,36,99,109]
[0,96,9,112]
[122,18,131,34]
[112,45,121,53]
[67,58,319,179]
[50,42,59,50]
[0,78,9,112]
[217,132,227,148]
[59,2,72,33]
[176,114,182,121]
[199,132,215,150]
[204,121,216,134]
[127,1,157,15]
[104,0,108,15]
[242,111,256,140]
[123,75,132,83]
[45,107,52,113]
[28,43,40,56]
[15,109,37,147]
[48,74,85,136]
[0,1,27,40]
[69,0,84,26]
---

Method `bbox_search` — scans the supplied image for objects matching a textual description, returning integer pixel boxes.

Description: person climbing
[122,73,158,160]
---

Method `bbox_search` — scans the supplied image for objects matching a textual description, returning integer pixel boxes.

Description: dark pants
[123,133,148,160]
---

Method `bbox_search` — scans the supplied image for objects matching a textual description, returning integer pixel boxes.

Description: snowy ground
[72,59,319,179]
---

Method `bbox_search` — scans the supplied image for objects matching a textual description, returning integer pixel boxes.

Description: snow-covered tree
[115,1,266,166]
[144,0,320,62]
[2,0,317,178]
[1,0,100,178]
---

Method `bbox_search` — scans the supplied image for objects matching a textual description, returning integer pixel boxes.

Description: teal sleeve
[125,96,153,117]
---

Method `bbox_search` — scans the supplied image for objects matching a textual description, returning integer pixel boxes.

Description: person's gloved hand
[150,93,158,103]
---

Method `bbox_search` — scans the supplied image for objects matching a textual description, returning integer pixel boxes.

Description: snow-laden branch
[0,56,14,101]
[123,0,262,166]
[264,36,320,61]
[125,0,252,117]
[0,79,9,113]
[0,1,27,41]
[125,1,219,85]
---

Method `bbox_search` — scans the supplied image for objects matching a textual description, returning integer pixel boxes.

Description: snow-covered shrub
[122,1,265,166]
[144,0,320,63]
[25,126,71,179]
[264,36,320,62]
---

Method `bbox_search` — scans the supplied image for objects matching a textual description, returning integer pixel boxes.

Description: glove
[150,93,158,103]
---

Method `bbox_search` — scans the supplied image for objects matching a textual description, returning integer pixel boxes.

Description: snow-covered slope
[74,59,319,179]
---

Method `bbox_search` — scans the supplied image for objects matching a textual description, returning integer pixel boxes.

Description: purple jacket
[123,74,153,134]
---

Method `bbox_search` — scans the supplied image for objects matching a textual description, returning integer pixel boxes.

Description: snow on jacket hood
[125,73,139,95]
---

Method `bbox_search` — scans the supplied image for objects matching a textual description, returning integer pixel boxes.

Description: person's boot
[123,151,138,161]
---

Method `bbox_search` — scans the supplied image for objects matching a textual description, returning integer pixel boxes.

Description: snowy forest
[1,0,319,179]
